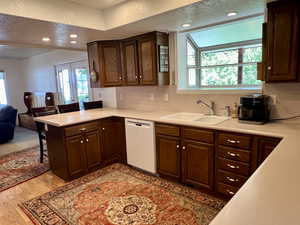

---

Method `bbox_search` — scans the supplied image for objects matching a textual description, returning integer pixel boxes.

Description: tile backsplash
[116,83,300,119]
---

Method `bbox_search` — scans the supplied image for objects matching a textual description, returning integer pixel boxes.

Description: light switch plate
[270,95,277,105]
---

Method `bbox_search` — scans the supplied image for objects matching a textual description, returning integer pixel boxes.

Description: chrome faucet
[196,99,215,115]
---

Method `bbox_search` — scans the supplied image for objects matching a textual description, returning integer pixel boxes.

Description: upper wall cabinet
[87,31,169,88]
[265,1,300,82]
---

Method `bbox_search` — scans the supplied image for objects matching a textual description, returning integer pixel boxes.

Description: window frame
[186,38,263,89]
[0,71,8,105]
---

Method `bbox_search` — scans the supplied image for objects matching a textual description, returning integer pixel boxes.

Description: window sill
[176,87,262,95]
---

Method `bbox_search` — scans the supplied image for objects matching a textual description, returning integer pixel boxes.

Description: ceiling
[0,0,265,50]
[64,0,129,10]
[0,45,50,59]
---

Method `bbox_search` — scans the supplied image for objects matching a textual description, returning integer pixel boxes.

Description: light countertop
[35,108,300,225]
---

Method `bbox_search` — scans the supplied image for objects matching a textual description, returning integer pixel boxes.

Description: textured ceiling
[0,0,265,50]
[0,45,50,59]
[63,0,129,10]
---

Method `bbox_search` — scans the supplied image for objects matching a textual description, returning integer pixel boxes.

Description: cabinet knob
[139,75,142,79]
[226,176,239,183]
[119,76,123,80]
[227,139,240,144]
[176,145,180,149]
[227,164,239,169]
[80,140,84,144]
[267,66,272,71]
[135,75,138,79]
[227,152,240,158]
[102,127,105,131]
[226,190,235,196]
[80,128,87,132]
[86,138,89,142]
[182,146,186,150]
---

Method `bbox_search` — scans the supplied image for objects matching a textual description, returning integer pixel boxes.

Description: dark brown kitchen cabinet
[87,31,169,87]
[87,41,123,87]
[257,137,281,166]
[181,140,214,190]
[99,41,123,87]
[156,135,181,181]
[66,134,87,177]
[100,117,127,166]
[265,1,300,82]
[46,118,126,181]
[155,124,214,190]
[138,35,157,85]
[122,40,139,85]
[85,130,102,169]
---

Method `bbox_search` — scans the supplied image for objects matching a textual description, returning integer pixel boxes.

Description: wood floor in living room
[0,172,65,225]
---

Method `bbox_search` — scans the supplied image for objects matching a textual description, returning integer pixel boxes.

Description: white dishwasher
[125,118,156,174]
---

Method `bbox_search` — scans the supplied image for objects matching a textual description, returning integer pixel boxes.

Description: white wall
[0,58,26,112]
[22,50,88,93]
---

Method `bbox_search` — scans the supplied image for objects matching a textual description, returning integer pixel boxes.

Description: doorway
[55,60,92,108]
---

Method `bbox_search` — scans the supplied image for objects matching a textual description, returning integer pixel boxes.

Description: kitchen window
[0,71,7,104]
[178,16,264,92]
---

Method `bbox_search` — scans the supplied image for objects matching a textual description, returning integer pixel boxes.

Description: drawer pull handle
[226,176,239,182]
[227,164,239,169]
[80,128,87,132]
[226,190,235,195]
[227,139,240,144]
[227,152,240,157]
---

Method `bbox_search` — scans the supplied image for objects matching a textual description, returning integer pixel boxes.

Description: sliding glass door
[56,60,92,107]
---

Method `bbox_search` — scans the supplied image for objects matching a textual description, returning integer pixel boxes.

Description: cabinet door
[156,135,181,181]
[100,41,123,86]
[100,117,126,165]
[122,40,139,85]
[138,36,157,85]
[85,130,102,169]
[181,140,214,190]
[266,1,299,82]
[66,135,87,177]
[87,42,101,88]
[258,137,281,165]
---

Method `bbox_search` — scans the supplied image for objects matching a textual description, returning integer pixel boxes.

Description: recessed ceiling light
[70,40,77,44]
[70,34,78,38]
[227,11,238,17]
[42,37,51,42]
[182,23,191,28]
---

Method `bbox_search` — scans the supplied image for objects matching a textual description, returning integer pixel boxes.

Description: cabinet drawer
[156,123,180,137]
[65,122,98,137]
[182,127,214,144]
[218,132,252,149]
[217,170,248,188]
[216,182,239,197]
[218,157,250,176]
[218,146,250,163]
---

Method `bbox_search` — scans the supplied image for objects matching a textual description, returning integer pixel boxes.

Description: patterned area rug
[0,146,49,192]
[20,164,226,225]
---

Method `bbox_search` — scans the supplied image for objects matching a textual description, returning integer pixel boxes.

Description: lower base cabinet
[156,124,214,190]
[155,123,282,198]
[47,117,126,181]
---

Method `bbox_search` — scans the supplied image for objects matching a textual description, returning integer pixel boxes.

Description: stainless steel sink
[160,112,229,125]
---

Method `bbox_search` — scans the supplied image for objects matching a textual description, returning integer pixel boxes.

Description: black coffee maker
[238,95,270,124]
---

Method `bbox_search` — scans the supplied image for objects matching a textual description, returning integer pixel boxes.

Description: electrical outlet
[270,95,277,105]
[163,93,169,102]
